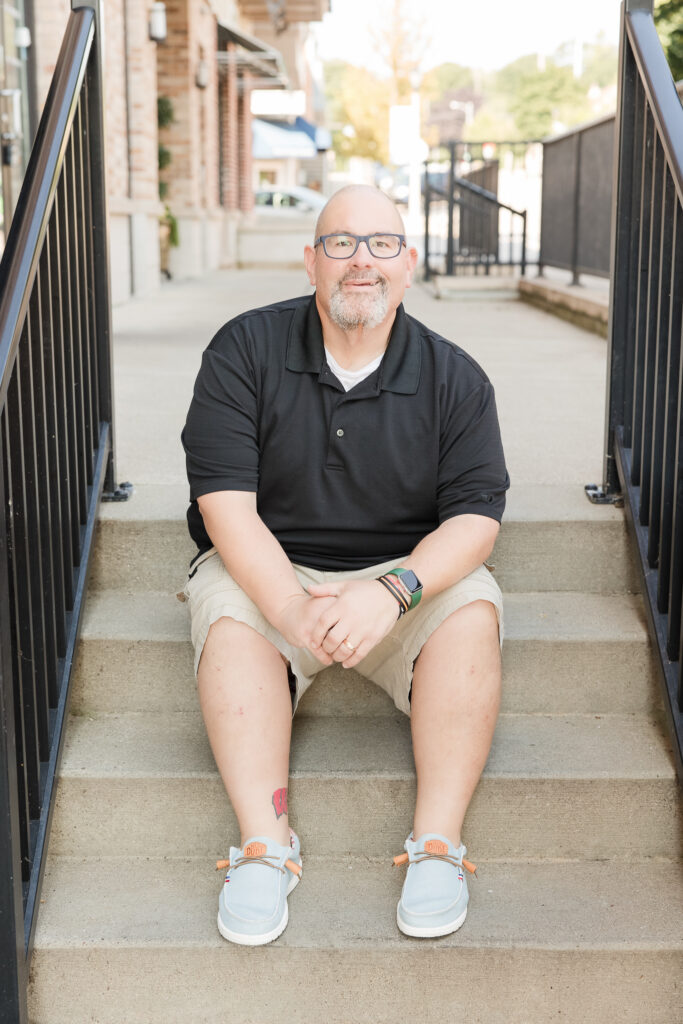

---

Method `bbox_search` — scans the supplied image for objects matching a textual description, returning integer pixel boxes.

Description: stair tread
[96,482,627,524]
[61,710,676,780]
[33,854,683,950]
[81,589,649,642]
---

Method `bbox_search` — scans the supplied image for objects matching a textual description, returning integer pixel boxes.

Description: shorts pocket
[176,547,218,602]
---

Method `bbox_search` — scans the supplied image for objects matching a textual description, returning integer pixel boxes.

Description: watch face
[400,569,421,593]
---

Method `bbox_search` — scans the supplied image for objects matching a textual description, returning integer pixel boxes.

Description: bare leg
[197,616,293,847]
[410,600,501,845]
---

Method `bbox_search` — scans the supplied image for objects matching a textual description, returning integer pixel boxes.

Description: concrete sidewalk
[111,267,609,498]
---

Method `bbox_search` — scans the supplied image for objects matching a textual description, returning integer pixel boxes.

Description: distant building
[0,0,329,303]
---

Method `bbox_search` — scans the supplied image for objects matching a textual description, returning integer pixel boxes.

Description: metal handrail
[597,0,683,780]
[0,3,118,1020]
[0,10,93,407]
[424,151,528,279]
[627,10,683,204]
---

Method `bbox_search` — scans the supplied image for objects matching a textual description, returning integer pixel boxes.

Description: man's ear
[405,246,419,288]
[304,245,317,286]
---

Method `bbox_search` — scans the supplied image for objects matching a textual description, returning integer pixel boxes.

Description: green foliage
[157,95,174,130]
[158,144,172,172]
[655,0,683,81]
[581,40,619,88]
[509,64,588,139]
[324,60,392,164]
[160,205,179,247]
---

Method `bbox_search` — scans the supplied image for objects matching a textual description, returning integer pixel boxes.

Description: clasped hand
[277,579,400,670]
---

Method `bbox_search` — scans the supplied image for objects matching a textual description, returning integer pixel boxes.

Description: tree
[655,0,683,82]
[324,61,392,164]
[369,0,431,103]
[508,64,589,138]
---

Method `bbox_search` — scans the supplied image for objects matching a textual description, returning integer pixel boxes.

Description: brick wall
[33,0,70,107]
[126,1,160,203]
[32,0,157,204]
[158,0,220,212]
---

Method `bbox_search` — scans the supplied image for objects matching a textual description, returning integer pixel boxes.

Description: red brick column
[220,41,239,210]
[238,71,253,213]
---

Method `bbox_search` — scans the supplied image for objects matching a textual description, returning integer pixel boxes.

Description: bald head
[314,185,406,240]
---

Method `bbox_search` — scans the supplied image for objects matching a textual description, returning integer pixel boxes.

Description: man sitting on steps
[180,184,509,946]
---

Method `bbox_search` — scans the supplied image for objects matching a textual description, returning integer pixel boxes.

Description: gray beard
[328,274,389,331]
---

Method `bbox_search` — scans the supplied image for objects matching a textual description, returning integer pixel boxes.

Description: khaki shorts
[178,549,504,717]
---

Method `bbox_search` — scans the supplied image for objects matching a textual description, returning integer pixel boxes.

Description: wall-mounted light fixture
[15,26,31,49]
[195,58,209,89]
[149,2,167,43]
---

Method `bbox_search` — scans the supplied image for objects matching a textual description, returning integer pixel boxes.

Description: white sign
[251,90,306,117]
[389,103,420,167]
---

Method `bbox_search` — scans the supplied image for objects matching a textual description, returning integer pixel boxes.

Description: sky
[312,0,623,73]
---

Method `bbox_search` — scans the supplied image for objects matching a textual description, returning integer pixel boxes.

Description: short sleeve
[181,330,260,499]
[437,380,509,523]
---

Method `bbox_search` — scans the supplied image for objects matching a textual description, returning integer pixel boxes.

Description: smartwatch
[386,567,423,610]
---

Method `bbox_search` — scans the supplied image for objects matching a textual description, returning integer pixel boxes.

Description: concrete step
[50,711,679,861]
[29,854,683,1024]
[72,589,657,716]
[90,484,638,595]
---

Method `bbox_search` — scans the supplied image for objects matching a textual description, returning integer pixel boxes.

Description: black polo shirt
[182,294,509,571]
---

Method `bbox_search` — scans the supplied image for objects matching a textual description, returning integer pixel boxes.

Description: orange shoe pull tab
[462,858,477,875]
[216,859,230,871]
[393,852,409,866]
[244,842,267,858]
[424,839,449,855]
[285,858,302,877]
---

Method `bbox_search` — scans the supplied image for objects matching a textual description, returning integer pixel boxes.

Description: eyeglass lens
[323,234,402,258]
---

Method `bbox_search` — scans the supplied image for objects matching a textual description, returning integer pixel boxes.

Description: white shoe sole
[217,864,301,946]
[396,903,467,938]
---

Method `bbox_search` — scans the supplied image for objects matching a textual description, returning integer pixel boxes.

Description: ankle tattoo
[272,787,288,819]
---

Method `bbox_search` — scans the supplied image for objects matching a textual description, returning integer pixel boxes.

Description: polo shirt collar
[285,294,420,395]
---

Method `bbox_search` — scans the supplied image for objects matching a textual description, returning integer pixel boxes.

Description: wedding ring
[342,639,356,652]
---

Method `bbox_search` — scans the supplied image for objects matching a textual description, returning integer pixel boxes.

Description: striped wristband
[376,574,411,617]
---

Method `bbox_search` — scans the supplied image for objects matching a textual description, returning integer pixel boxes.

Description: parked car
[253,185,327,214]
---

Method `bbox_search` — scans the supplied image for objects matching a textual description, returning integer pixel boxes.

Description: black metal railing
[539,114,615,283]
[424,143,527,279]
[539,82,682,286]
[0,2,120,1020]
[596,0,683,778]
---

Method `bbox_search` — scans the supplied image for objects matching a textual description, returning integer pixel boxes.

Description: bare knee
[416,600,500,674]
[199,616,285,677]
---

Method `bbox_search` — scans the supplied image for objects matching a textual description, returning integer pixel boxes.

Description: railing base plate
[585,484,624,506]
[102,481,133,502]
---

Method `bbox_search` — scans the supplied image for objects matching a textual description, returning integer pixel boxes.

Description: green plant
[162,205,179,247]
[157,96,178,247]
[157,95,174,130]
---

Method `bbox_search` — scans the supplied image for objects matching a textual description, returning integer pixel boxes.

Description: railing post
[601,0,646,496]
[570,131,582,285]
[521,210,527,277]
[71,0,117,496]
[423,162,431,282]
[446,142,455,276]
[0,447,28,1024]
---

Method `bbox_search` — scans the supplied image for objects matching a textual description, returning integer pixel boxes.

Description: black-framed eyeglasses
[314,233,406,259]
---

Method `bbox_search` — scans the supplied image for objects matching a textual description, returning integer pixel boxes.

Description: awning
[252,118,317,159]
[217,22,288,90]
[292,115,332,152]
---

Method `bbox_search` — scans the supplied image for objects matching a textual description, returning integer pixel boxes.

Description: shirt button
[336,428,344,437]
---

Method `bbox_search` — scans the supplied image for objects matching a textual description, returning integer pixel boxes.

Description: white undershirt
[324,347,384,391]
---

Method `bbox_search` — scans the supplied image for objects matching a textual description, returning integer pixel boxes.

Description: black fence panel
[0,2,120,1021]
[540,116,614,281]
[460,161,499,259]
[424,143,527,278]
[598,0,683,781]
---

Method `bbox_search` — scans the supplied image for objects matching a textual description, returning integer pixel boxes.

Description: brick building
[2,0,328,303]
